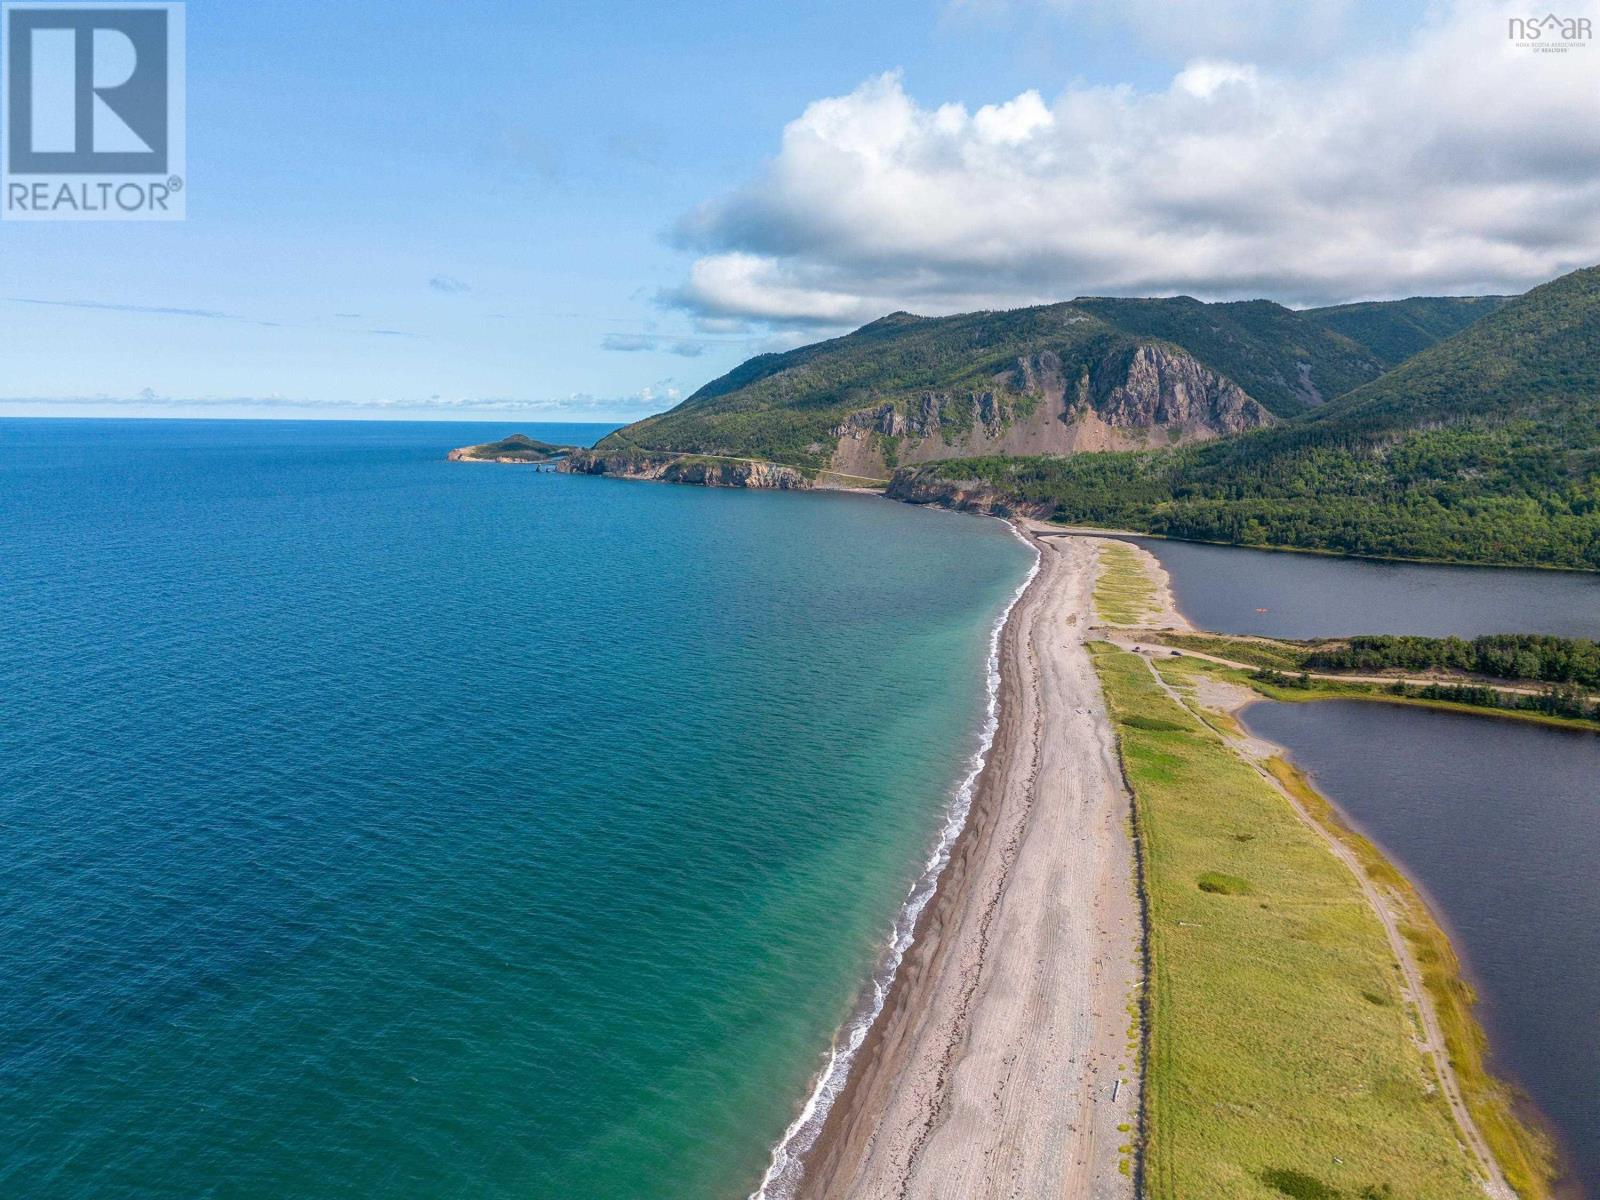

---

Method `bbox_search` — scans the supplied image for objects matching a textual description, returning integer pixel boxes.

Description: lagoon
[1131,536,1600,639]
[1243,698,1600,1196]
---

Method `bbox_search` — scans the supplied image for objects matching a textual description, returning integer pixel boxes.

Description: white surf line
[749,520,1041,1200]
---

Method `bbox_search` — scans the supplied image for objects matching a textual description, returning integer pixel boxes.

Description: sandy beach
[797,529,1141,1200]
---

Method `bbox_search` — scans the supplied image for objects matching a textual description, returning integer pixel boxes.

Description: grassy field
[1261,757,1556,1198]
[1151,630,1313,671]
[1094,542,1162,625]
[1093,643,1501,1198]
[1086,529,1559,1194]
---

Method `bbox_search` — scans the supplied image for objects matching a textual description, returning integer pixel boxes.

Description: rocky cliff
[884,469,1054,518]
[1086,343,1266,433]
[828,342,1273,479]
[559,450,813,490]
[584,291,1491,477]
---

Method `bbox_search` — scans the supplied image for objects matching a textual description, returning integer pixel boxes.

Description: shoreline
[781,528,1141,1198]
[1113,538,1562,1198]
[536,462,1569,1196]
[748,521,1041,1198]
[1230,706,1578,1199]
[1241,719,1582,1198]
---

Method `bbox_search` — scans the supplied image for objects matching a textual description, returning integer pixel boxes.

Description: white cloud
[675,253,878,324]
[670,0,1600,326]
[633,380,683,406]
[1171,60,1259,99]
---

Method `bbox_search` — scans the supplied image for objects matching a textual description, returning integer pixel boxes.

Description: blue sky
[2,0,1595,421]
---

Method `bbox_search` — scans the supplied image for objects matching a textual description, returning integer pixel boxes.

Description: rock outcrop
[885,469,1054,518]
[559,450,812,490]
[551,341,1274,496]
[829,341,1273,479]
[1083,343,1270,435]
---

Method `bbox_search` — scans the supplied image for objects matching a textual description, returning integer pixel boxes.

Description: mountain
[892,266,1600,569]
[587,291,1502,483]
[1302,295,1511,368]
[1066,295,1384,412]
[594,305,1275,480]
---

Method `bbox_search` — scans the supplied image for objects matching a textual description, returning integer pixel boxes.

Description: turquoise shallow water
[0,419,1033,1199]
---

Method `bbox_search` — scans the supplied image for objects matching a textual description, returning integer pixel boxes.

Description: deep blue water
[0,419,1033,1199]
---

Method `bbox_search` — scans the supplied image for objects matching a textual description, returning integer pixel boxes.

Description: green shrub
[1262,1168,1343,1199]
[1197,871,1253,895]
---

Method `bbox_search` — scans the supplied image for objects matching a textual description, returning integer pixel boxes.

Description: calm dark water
[1241,701,1600,1197]
[0,418,1033,1199]
[1131,537,1600,638]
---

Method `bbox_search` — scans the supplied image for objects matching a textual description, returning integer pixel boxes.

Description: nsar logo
[1507,12,1592,51]
[2,3,185,220]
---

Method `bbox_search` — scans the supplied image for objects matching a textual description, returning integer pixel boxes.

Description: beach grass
[1091,641,1505,1200]
[1263,759,1556,1198]
[1094,542,1161,625]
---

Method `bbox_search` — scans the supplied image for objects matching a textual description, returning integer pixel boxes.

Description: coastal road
[798,533,1141,1200]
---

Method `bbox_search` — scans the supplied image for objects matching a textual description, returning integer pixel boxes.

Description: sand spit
[796,532,1142,1200]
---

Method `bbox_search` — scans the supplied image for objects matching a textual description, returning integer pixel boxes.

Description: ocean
[0,419,1034,1199]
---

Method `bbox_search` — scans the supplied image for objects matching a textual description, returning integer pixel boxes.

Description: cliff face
[559,451,812,490]
[828,342,1272,479]
[885,470,1054,518]
[1086,343,1268,434]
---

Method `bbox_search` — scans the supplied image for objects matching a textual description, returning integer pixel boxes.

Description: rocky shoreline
[557,450,812,489]
[883,469,1053,518]
[457,435,1067,517]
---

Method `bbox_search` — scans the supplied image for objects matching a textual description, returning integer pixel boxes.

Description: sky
[2,0,1598,421]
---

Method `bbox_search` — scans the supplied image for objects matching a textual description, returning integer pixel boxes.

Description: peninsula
[446,434,577,464]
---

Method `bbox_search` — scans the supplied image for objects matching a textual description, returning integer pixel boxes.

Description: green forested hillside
[1303,296,1509,367]
[601,306,1121,468]
[587,267,1597,567]
[597,294,1457,468]
[1070,296,1383,413]
[897,267,1600,569]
